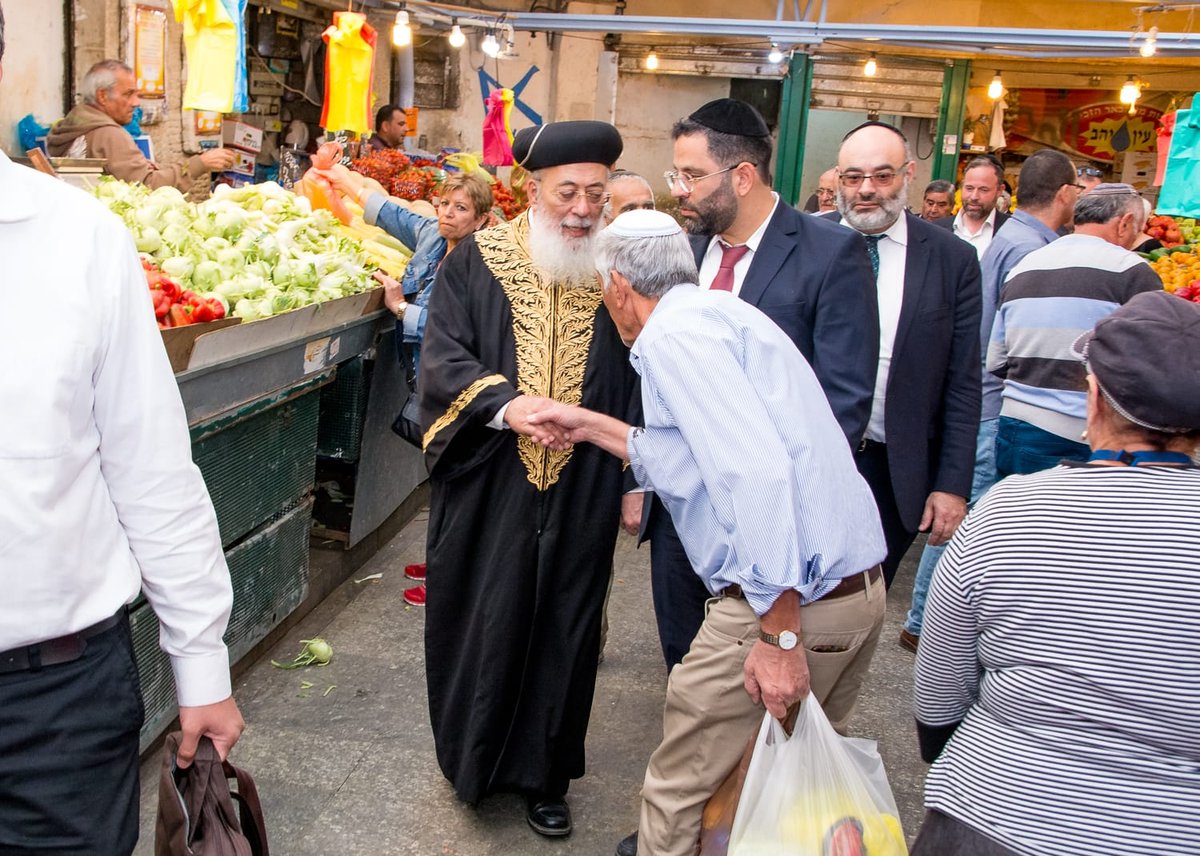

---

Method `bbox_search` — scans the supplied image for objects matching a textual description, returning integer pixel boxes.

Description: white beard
[838,177,910,234]
[528,208,602,289]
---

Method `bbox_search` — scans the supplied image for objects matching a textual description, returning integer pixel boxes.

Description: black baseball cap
[1073,291,1200,433]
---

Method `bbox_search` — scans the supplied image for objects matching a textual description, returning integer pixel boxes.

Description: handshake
[505,394,634,464]
[505,395,602,452]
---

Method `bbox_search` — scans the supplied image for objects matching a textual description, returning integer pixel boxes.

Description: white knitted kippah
[604,209,681,238]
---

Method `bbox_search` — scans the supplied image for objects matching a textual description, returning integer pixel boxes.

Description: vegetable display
[1145,214,1198,250]
[95,178,401,323]
[1150,247,1200,303]
[143,257,226,328]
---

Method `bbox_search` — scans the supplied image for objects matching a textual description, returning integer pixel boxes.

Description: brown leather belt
[0,609,126,675]
[721,565,882,601]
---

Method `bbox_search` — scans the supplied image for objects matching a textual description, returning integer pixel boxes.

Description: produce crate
[316,356,370,462]
[132,498,314,751]
[191,386,321,547]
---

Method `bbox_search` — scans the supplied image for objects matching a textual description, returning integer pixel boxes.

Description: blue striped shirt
[625,284,885,617]
[978,210,1061,421]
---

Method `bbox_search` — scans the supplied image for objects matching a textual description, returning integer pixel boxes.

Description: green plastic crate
[316,356,369,462]
[192,391,320,547]
[132,498,313,751]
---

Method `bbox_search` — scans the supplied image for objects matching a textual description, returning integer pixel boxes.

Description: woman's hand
[310,163,363,199]
[375,271,407,316]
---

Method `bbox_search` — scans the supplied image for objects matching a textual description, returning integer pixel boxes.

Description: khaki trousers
[637,574,887,856]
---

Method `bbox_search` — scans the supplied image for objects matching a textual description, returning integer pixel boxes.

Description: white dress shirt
[698,194,780,296]
[863,213,909,443]
[952,208,997,260]
[0,152,233,707]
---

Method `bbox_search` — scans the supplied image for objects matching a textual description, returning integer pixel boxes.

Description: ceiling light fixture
[482,29,501,58]
[1120,76,1142,113]
[645,49,659,70]
[987,70,1004,100]
[863,53,877,77]
[768,43,784,64]
[1140,25,1158,57]
[392,8,411,47]
[448,20,466,49]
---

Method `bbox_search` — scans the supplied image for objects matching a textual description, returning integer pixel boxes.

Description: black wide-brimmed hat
[512,121,623,170]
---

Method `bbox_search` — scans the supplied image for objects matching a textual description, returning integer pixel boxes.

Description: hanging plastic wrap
[482,89,516,166]
[221,0,249,114]
[320,12,377,135]
[172,0,240,113]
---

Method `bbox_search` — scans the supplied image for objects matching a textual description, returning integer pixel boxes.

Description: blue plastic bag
[17,114,49,152]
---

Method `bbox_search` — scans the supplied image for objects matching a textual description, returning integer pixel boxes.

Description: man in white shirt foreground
[0,9,243,851]
[526,210,887,856]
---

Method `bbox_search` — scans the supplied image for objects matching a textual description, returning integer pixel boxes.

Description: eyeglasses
[1065,182,1088,191]
[837,162,911,188]
[547,187,612,206]
[664,164,743,194]
[814,188,836,198]
[1077,167,1104,178]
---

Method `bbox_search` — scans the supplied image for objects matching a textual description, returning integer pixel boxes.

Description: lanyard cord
[1087,449,1194,467]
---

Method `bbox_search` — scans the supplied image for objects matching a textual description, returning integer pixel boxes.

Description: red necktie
[710,243,750,292]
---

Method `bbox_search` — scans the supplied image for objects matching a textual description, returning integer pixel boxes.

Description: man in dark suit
[643,97,879,670]
[833,121,981,589]
[931,155,1009,260]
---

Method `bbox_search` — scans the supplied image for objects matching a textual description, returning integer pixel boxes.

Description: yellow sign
[134,5,167,98]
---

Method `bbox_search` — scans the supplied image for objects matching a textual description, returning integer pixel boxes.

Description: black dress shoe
[526,795,572,837]
[615,831,638,856]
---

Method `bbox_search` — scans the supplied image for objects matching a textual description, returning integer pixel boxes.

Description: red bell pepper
[168,304,193,327]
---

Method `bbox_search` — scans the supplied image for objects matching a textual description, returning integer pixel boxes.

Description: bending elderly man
[527,210,887,856]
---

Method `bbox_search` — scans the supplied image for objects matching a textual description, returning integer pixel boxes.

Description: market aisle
[134,509,928,854]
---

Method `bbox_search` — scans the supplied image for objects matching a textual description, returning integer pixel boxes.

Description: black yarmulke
[512,121,623,170]
[688,98,770,137]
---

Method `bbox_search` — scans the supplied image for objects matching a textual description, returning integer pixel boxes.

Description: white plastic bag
[729,694,907,856]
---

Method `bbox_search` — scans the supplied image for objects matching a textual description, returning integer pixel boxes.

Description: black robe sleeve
[418,237,520,474]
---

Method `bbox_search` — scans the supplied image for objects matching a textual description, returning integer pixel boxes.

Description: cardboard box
[225,149,257,176]
[1121,151,1157,192]
[221,121,263,154]
[215,170,253,189]
[249,71,284,97]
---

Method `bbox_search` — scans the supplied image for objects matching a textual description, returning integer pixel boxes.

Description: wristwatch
[393,302,407,320]
[759,629,799,650]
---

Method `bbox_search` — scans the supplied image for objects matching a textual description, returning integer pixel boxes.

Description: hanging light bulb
[863,53,877,77]
[481,29,501,58]
[1140,25,1158,58]
[1120,77,1142,114]
[987,71,1004,100]
[767,43,784,65]
[645,49,659,71]
[392,9,411,48]
[448,20,466,49]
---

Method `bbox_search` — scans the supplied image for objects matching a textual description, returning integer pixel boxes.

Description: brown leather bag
[155,732,269,856]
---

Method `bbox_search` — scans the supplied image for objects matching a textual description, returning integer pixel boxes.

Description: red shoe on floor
[403,584,426,607]
[404,562,426,581]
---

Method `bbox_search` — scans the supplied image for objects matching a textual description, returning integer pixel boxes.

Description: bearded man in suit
[642,97,879,671]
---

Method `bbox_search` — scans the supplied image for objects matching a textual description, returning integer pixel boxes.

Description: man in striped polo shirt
[987,184,1161,477]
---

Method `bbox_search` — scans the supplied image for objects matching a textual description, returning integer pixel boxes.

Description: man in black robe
[417,120,641,839]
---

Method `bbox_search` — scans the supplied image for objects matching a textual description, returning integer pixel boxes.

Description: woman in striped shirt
[912,291,1200,856]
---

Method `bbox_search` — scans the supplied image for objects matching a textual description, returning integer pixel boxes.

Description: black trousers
[910,810,1021,855]
[854,441,918,589]
[646,495,712,672]
[0,615,144,855]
